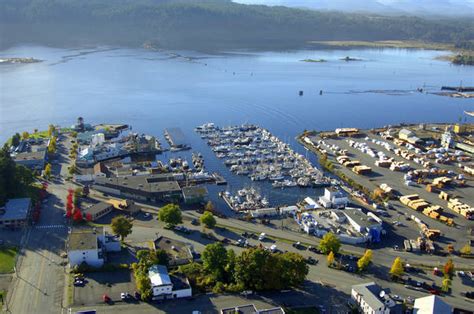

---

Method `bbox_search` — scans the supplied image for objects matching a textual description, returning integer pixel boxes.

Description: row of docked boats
[192,152,204,171]
[219,188,270,211]
[196,123,330,188]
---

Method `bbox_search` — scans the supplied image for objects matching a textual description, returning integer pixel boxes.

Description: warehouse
[93,174,182,203]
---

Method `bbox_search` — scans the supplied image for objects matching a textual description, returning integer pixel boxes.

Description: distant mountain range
[1,0,473,50]
[234,0,474,16]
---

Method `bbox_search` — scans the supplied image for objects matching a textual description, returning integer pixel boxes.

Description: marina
[196,123,330,189]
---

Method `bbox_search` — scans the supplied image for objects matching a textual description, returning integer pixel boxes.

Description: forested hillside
[1,0,473,50]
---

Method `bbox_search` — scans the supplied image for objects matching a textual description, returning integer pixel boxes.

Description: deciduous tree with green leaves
[158,204,182,227]
[11,133,21,147]
[202,242,228,281]
[319,232,341,254]
[200,211,216,229]
[111,215,133,241]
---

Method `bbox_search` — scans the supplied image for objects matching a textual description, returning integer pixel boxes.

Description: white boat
[272,181,284,188]
[251,174,267,181]
[269,174,284,181]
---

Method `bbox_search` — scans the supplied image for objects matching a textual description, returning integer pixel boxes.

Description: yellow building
[453,124,466,134]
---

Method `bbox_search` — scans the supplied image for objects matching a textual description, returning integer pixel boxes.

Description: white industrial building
[413,295,452,314]
[343,208,383,233]
[149,265,192,300]
[318,188,348,208]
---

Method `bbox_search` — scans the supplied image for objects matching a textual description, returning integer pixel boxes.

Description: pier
[164,127,191,151]
[441,86,474,92]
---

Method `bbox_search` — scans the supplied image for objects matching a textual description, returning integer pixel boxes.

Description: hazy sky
[234,0,474,4]
[233,0,474,15]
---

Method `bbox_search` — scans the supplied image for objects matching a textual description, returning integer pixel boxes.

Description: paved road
[123,209,474,311]
[6,136,72,314]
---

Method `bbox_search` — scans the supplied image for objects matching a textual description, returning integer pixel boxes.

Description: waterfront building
[398,129,422,145]
[93,174,182,202]
[12,150,47,170]
[319,187,348,208]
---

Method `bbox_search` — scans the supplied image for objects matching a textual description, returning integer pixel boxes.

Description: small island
[0,57,42,65]
[451,54,474,66]
[340,56,363,62]
[301,58,327,63]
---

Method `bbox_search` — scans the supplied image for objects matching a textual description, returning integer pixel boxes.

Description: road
[6,136,72,314]
[121,207,474,311]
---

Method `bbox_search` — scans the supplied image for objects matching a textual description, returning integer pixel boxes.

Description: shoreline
[309,40,474,65]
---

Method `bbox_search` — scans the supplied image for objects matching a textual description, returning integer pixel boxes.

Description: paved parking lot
[73,270,137,306]
[312,132,474,250]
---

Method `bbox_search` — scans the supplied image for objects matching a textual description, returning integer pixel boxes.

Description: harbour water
[1,45,473,213]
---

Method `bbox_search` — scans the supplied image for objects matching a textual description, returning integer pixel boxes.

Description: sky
[232,0,474,16]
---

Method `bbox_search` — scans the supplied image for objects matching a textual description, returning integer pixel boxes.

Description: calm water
[1,46,473,211]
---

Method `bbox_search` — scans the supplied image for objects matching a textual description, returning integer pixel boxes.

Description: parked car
[174,226,191,234]
[466,271,473,279]
[134,291,141,300]
[429,289,440,295]
[463,291,474,299]
[258,233,266,241]
[306,256,318,265]
[73,279,85,287]
[121,292,131,301]
[433,268,442,276]
[456,271,465,277]
[103,294,111,303]
[292,241,301,248]
[308,246,322,254]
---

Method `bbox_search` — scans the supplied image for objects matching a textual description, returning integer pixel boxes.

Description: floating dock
[212,172,227,185]
[164,127,191,151]
[441,86,474,92]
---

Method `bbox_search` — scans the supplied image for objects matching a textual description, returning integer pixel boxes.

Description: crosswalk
[34,224,67,230]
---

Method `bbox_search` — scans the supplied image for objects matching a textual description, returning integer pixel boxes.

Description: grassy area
[66,272,74,306]
[0,247,18,274]
[29,130,50,139]
[309,40,454,51]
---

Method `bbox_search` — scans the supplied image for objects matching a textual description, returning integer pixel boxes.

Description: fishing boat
[269,174,284,181]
